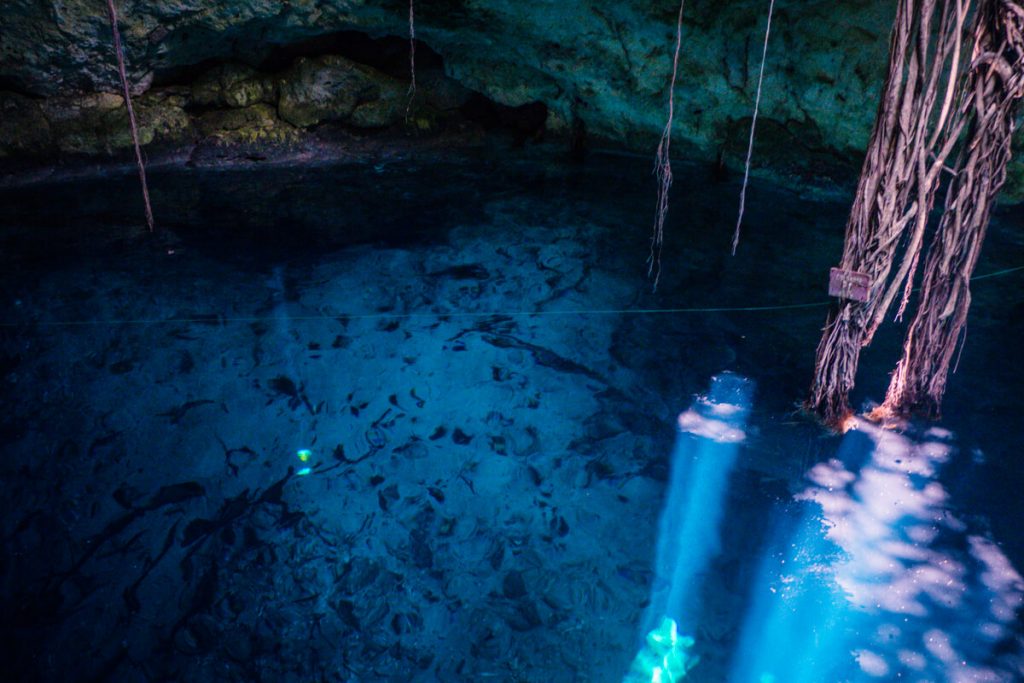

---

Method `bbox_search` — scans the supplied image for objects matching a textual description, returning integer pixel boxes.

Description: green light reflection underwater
[270,265,317,476]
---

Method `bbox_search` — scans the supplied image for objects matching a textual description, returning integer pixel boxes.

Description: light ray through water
[626,373,754,682]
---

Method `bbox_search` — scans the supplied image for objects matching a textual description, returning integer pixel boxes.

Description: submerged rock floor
[1,154,1022,681]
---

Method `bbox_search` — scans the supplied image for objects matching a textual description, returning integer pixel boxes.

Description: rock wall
[0,0,1021,195]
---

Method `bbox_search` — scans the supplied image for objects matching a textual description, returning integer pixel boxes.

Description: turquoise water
[0,154,1021,681]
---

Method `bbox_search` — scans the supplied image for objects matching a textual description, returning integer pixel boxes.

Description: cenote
[2,2,1024,682]
[1,150,1022,681]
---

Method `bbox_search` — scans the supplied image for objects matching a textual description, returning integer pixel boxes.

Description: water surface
[1,153,1022,681]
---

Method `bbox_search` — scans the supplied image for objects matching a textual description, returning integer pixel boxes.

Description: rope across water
[4,266,1021,329]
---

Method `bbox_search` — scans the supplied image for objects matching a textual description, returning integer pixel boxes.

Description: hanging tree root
[806,0,971,429]
[732,0,776,255]
[105,0,154,232]
[875,0,1024,420]
[405,0,416,119]
[648,0,686,291]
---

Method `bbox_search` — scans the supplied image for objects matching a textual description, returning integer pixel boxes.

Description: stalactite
[732,0,776,255]
[876,0,1024,419]
[648,0,686,291]
[806,0,971,429]
[105,0,154,232]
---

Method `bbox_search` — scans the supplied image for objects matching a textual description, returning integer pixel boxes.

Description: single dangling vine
[105,0,154,232]
[648,0,687,291]
[732,0,776,255]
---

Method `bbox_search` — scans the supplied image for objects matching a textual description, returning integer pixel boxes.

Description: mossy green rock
[191,64,276,109]
[277,55,405,128]
[138,88,194,145]
[40,90,192,155]
[197,104,298,145]
[43,92,136,154]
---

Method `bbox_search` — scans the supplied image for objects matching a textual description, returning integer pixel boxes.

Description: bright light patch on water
[729,419,1024,682]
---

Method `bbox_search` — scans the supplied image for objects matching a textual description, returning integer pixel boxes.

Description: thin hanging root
[105,0,153,232]
[406,0,416,119]
[649,124,673,290]
[648,0,687,291]
[732,0,776,255]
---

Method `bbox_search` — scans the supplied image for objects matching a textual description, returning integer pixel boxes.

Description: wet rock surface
[0,46,470,167]
[3,0,1021,196]
[277,55,407,129]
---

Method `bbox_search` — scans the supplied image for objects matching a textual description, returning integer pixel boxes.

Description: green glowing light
[296,467,312,476]
[624,617,698,683]
[297,449,312,462]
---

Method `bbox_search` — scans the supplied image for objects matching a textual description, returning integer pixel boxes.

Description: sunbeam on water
[626,373,754,682]
[730,421,1024,682]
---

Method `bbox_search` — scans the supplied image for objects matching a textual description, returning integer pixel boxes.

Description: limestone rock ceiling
[0,0,1021,194]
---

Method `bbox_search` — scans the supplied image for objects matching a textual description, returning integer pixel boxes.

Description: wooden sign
[828,267,872,302]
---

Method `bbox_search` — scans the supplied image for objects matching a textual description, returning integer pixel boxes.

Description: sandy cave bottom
[1,154,1023,682]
